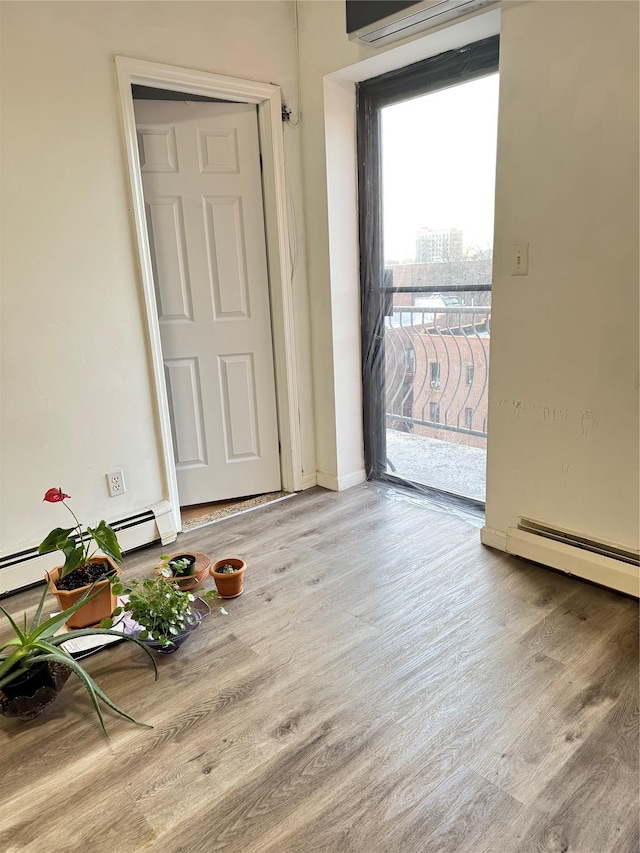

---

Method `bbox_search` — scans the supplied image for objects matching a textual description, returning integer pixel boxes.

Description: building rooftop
[386,428,486,503]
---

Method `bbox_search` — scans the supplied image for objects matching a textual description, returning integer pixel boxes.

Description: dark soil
[0,661,72,719]
[1,661,52,699]
[54,559,115,591]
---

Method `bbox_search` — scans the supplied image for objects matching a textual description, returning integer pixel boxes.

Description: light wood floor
[1,484,638,852]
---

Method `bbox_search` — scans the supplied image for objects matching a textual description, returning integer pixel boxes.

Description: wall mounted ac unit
[349,0,498,47]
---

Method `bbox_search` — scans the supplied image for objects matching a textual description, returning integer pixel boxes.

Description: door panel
[146,196,193,320]
[219,353,260,459]
[198,128,239,173]
[135,100,281,505]
[164,358,208,468]
[204,196,250,317]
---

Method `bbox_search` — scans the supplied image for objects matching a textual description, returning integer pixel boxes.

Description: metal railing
[384,303,490,439]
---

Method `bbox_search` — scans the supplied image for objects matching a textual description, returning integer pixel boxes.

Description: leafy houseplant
[38,488,124,629]
[38,488,123,580]
[110,575,211,654]
[0,583,157,732]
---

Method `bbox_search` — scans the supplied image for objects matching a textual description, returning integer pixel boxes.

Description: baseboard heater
[0,507,171,596]
[505,517,639,598]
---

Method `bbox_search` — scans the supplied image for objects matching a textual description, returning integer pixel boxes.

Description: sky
[381,73,500,262]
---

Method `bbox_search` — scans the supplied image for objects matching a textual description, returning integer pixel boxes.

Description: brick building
[384,260,491,450]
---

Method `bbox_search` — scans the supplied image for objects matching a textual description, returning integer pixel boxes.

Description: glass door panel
[380,73,499,502]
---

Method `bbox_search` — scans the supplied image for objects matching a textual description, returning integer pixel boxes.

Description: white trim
[301,472,318,490]
[316,471,339,491]
[114,56,302,533]
[480,525,507,550]
[337,468,368,490]
[316,468,367,492]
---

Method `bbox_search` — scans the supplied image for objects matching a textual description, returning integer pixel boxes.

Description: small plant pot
[210,558,246,599]
[0,661,71,720]
[139,618,199,655]
[155,551,211,591]
[47,556,121,629]
[169,554,196,577]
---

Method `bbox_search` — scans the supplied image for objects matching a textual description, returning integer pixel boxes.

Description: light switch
[510,242,529,276]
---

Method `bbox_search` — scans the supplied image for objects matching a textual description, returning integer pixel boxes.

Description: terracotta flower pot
[154,551,211,591]
[210,558,246,599]
[47,556,121,629]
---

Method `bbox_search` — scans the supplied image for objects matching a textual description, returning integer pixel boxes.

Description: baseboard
[301,472,318,490]
[316,468,367,492]
[315,471,337,490]
[480,525,507,550]
[338,468,367,490]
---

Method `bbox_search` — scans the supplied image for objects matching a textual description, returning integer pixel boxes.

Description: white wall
[486,0,639,550]
[2,0,637,565]
[297,1,638,551]
[0,1,314,555]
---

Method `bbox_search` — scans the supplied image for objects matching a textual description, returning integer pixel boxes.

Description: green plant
[157,554,195,577]
[38,488,123,578]
[0,583,157,733]
[111,575,199,650]
[215,562,241,574]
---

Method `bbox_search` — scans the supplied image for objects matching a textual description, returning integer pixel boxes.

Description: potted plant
[210,557,246,599]
[163,554,196,577]
[38,488,124,629]
[0,582,157,732]
[109,575,213,654]
[154,552,210,591]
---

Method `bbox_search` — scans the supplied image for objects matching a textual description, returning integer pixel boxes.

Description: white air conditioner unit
[349,0,498,47]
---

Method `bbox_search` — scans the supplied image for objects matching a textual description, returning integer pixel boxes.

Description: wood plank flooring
[1,484,638,852]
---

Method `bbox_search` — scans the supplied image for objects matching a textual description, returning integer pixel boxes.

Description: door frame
[114,56,302,531]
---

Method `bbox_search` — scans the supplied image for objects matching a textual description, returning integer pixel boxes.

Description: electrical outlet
[107,468,126,497]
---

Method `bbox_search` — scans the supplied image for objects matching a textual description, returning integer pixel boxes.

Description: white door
[134,100,281,505]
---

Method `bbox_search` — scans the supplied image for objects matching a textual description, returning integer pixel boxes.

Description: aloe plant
[0,582,157,733]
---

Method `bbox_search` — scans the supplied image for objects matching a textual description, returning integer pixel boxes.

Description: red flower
[43,487,71,503]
